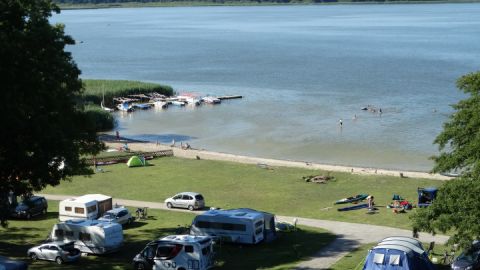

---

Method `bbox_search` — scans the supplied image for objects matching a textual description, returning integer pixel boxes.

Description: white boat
[101,101,115,112]
[153,100,168,109]
[202,96,221,104]
[177,95,201,106]
[133,103,152,110]
[186,97,201,106]
[117,102,133,112]
[171,100,186,106]
[101,89,114,112]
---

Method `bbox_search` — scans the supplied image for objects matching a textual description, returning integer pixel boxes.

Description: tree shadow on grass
[1,225,338,270]
[216,228,337,270]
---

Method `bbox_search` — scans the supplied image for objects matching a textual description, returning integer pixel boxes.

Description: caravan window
[255,221,264,228]
[156,244,182,260]
[65,206,72,212]
[143,244,157,259]
[87,205,97,213]
[196,221,246,231]
[202,246,211,256]
[184,245,194,253]
[79,232,91,241]
[55,229,64,238]
[255,227,263,235]
[75,207,85,214]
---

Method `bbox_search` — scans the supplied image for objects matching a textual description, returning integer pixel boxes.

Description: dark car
[452,246,480,270]
[10,196,48,219]
[0,255,28,270]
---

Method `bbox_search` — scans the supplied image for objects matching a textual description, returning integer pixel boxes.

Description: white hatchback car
[98,207,134,226]
[165,192,205,211]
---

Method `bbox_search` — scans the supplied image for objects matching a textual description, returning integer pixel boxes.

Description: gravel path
[40,194,449,270]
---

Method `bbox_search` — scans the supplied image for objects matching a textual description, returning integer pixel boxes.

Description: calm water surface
[53,3,480,171]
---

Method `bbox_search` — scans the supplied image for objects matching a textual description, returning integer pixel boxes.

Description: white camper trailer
[190,208,276,244]
[50,219,123,254]
[59,194,112,221]
[133,235,215,270]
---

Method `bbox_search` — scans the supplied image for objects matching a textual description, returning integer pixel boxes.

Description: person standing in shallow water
[339,119,343,127]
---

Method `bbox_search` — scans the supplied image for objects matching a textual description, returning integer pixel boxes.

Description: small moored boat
[171,100,186,106]
[202,96,221,104]
[334,194,369,205]
[117,102,134,112]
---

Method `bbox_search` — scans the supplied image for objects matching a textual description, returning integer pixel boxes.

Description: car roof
[24,196,45,201]
[43,241,75,246]
[176,192,202,196]
[105,207,128,214]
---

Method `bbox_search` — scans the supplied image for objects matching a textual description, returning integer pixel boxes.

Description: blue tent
[362,240,435,270]
[418,187,438,207]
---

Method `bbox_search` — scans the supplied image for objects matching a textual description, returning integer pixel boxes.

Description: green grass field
[0,201,334,270]
[43,156,444,229]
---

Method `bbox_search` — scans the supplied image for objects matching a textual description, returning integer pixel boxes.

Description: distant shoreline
[58,0,480,10]
[100,134,451,181]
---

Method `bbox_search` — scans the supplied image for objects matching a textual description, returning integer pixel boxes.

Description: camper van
[49,219,123,254]
[59,194,112,221]
[190,208,276,245]
[132,235,215,270]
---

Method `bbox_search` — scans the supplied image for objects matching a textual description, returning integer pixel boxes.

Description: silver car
[165,192,205,211]
[98,207,134,226]
[27,241,80,264]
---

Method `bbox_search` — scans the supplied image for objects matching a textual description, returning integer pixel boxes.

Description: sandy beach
[102,135,451,181]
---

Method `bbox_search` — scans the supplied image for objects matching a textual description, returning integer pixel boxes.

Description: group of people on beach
[170,139,191,150]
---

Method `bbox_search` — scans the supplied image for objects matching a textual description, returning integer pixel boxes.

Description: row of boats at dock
[101,92,228,113]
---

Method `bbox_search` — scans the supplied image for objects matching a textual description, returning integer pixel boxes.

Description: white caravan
[59,194,112,221]
[50,219,123,254]
[190,208,276,244]
[132,235,215,270]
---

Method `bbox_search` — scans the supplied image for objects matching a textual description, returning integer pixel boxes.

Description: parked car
[0,255,28,270]
[451,242,480,270]
[132,235,215,270]
[10,196,47,219]
[98,207,134,226]
[165,192,205,211]
[27,241,80,265]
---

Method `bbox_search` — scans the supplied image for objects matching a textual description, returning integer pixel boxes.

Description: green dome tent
[127,156,147,167]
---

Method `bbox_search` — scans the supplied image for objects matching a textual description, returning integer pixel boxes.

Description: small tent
[362,240,435,270]
[127,156,147,167]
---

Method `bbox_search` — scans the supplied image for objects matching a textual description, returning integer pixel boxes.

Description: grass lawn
[0,201,334,270]
[43,157,444,229]
[329,242,456,270]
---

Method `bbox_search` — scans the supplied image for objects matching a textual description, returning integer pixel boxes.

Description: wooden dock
[218,95,243,100]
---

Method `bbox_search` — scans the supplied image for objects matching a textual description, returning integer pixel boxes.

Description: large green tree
[411,71,480,248]
[0,0,103,226]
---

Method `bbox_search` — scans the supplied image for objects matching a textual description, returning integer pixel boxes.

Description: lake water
[53,3,480,171]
